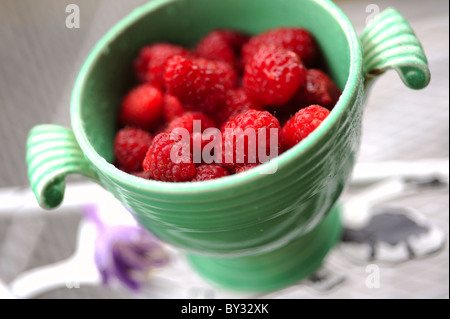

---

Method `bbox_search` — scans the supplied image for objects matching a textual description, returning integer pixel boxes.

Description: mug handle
[26,124,100,209]
[361,8,430,89]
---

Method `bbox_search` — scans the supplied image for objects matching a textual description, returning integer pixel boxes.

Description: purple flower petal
[112,246,142,291]
[83,206,169,291]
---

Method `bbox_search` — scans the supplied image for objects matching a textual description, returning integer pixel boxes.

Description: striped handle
[361,8,430,90]
[26,125,99,209]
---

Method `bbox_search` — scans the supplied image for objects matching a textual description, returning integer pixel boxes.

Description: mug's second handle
[361,8,430,90]
[27,124,99,209]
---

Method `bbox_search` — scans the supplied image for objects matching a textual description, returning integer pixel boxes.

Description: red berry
[222,110,281,169]
[143,132,196,182]
[242,27,318,67]
[296,69,342,110]
[281,105,330,149]
[119,84,164,131]
[213,89,263,127]
[196,31,235,66]
[162,94,185,122]
[191,164,230,182]
[196,30,249,71]
[166,112,216,134]
[243,46,307,106]
[193,58,238,95]
[162,55,197,101]
[134,43,190,88]
[163,56,237,112]
[114,127,154,172]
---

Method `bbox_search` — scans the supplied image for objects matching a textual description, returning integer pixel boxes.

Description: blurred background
[0,0,448,299]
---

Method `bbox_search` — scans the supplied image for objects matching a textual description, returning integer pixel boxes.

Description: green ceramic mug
[26,0,430,291]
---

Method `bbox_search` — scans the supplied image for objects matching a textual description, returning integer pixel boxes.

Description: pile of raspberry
[114,28,341,182]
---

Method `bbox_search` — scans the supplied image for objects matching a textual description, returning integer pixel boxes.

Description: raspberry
[119,84,164,131]
[162,94,185,122]
[143,132,196,182]
[295,69,342,110]
[281,105,330,149]
[163,56,237,112]
[242,27,318,67]
[196,31,235,67]
[213,89,263,127]
[193,58,238,95]
[166,112,216,134]
[134,43,191,88]
[243,46,307,106]
[163,56,196,95]
[196,30,249,70]
[191,165,230,182]
[114,127,153,172]
[222,110,281,169]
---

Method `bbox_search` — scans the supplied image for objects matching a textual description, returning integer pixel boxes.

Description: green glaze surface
[362,8,430,89]
[187,205,342,292]
[26,124,99,209]
[26,0,430,291]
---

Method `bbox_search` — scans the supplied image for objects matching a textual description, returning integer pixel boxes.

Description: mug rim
[71,0,363,194]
